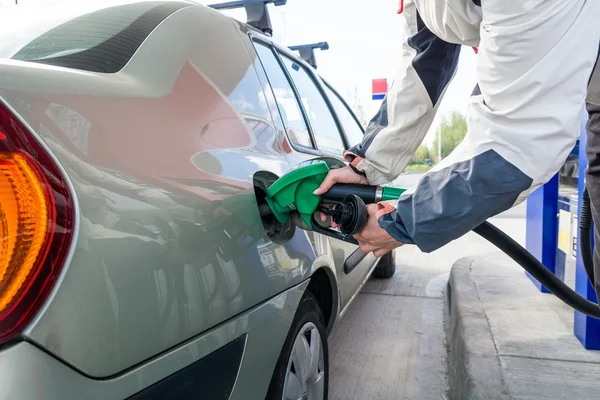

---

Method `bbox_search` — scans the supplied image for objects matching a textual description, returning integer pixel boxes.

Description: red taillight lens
[0,102,74,345]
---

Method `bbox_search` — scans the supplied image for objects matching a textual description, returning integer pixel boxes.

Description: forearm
[379,0,600,252]
[345,0,461,185]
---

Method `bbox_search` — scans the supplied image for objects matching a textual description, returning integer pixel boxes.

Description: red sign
[372,78,388,100]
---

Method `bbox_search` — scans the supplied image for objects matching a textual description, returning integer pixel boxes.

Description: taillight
[0,101,74,345]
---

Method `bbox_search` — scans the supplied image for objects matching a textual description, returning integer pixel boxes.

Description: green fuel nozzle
[264,160,406,244]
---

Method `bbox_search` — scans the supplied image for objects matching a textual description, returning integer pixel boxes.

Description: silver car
[0,1,396,399]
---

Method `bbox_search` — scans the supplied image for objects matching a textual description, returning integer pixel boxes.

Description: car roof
[0,0,314,75]
[0,0,201,60]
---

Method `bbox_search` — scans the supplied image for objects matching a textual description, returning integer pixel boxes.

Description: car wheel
[266,290,329,400]
[372,250,396,279]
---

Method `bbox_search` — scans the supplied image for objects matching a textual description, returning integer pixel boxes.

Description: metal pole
[437,127,442,163]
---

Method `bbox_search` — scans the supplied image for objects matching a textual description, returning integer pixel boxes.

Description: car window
[279,54,345,156]
[227,65,280,156]
[324,85,364,148]
[254,43,314,149]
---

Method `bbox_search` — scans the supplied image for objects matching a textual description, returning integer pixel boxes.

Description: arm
[379,0,600,252]
[344,0,463,185]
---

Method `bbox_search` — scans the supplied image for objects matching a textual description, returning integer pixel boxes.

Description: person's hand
[312,165,368,195]
[354,204,403,257]
[314,165,368,225]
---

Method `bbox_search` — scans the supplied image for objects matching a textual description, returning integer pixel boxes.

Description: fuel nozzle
[263,160,407,245]
[321,195,368,236]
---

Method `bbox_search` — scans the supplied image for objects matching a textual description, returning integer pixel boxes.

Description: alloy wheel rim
[282,322,325,400]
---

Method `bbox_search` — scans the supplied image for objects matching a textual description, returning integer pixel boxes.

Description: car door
[251,39,378,311]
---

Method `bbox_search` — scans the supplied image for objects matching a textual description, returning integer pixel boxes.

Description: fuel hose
[474,221,600,319]
[580,187,595,284]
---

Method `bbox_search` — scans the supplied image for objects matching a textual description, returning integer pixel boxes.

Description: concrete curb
[445,256,511,400]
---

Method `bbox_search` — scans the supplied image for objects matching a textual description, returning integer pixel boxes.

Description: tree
[430,111,468,161]
[410,145,431,164]
[348,85,368,127]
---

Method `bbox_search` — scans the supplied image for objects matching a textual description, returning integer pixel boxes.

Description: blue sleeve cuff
[375,149,533,254]
[378,210,415,246]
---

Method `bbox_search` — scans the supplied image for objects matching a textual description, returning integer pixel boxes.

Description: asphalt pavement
[327,172,527,399]
[393,171,425,190]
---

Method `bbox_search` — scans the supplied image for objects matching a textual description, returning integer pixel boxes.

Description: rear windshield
[2,1,189,73]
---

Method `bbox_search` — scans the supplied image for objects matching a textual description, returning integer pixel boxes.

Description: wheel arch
[306,266,339,334]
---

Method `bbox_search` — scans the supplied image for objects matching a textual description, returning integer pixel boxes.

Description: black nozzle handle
[323,183,378,204]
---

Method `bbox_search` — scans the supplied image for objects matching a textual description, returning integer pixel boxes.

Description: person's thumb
[313,172,337,195]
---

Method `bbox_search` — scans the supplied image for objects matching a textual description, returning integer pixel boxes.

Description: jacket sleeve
[344,0,464,185]
[376,0,600,252]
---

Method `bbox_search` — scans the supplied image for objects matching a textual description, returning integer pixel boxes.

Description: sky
[0,0,478,146]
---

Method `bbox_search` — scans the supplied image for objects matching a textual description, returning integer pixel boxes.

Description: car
[0,1,396,399]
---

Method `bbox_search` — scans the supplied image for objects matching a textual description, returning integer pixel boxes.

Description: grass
[403,163,432,173]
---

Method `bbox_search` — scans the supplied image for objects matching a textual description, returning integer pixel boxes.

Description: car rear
[0,92,75,352]
[0,1,318,399]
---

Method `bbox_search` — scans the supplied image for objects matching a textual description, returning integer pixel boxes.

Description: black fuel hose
[473,221,600,319]
[580,187,595,284]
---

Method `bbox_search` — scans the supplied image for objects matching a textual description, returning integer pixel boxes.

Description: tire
[372,250,396,279]
[266,290,329,400]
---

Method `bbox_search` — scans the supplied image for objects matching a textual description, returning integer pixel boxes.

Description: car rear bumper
[0,281,308,400]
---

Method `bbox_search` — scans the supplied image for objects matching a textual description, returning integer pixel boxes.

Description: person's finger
[318,210,340,229]
[373,248,390,258]
[359,243,376,254]
[320,212,327,222]
[313,171,339,195]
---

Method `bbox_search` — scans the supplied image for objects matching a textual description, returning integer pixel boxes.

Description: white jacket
[346,0,600,252]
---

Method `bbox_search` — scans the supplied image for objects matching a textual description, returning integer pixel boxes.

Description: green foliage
[404,163,432,173]
[410,145,431,165]
[430,111,468,160]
